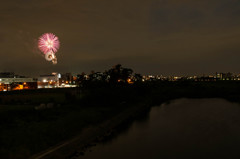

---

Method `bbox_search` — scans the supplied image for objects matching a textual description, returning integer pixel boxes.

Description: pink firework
[38,33,60,54]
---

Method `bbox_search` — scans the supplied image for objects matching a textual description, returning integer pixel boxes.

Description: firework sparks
[45,52,54,61]
[38,33,60,54]
[45,51,58,64]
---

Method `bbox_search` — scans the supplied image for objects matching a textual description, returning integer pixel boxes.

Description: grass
[0,105,127,159]
[0,87,130,159]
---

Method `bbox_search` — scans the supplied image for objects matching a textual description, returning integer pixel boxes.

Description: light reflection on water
[78,98,240,159]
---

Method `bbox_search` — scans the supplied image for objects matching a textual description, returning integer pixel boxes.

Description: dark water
[78,98,240,159]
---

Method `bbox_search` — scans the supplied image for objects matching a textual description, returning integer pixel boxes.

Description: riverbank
[0,85,152,159]
[30,102,151,159]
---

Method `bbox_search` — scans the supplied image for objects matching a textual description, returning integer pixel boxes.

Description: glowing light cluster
[38,33,60,54]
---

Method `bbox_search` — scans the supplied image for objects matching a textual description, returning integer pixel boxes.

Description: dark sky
[1,0,240,76]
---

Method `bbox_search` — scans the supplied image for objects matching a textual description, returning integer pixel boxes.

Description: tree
[106,64,133,84]
[134,73,143,82]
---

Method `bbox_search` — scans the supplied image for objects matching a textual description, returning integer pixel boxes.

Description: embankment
[31,103,151,159]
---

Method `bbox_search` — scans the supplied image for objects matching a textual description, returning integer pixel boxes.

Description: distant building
[59,73,75,87]
[90,72,104,81]
[0,72,37,91]
[0,72,15,78]
[38,73,60,88]
[216,72,234,80]
[195,76,216,82]
[38,72,77,88]
[59,73,73,86]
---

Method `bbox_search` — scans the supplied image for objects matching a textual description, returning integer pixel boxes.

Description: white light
[43,79,47,82]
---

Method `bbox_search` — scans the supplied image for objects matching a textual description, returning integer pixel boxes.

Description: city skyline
[1,0,240,76]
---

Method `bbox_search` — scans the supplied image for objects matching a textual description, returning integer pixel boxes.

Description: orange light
[13,85,24,90]
[127,78,134,84]
[23,82,26,85]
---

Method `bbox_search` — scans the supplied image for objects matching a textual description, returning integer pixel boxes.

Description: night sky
[1,0,240,76]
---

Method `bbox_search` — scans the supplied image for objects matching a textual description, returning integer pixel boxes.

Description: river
[78,98,240,159]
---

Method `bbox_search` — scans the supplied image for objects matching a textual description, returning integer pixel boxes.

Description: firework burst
[38,33,60,54]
